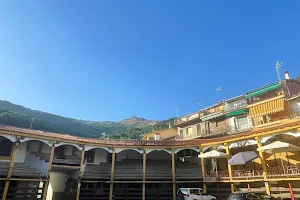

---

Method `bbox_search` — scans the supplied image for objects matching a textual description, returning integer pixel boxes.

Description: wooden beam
[142,149,146,200]
[109,148,116,200]
[42,141,55,200]
[76,145,86,200]
[51,164,80,169]
[200,149,207,192]
[224,142,235,193]
[2,141,19,200]
[255,136,270,196]
[171,148,176,200]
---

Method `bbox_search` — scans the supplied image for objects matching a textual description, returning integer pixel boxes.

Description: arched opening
[0,135,13,157]
[175,149,202,181]
[82,148,111,181]
[146,150,172,200]
[53,144,81,166]
[115,149,142,181]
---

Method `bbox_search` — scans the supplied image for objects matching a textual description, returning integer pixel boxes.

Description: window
[178,189,188,195]
[196,124,201,135]
[216,121,218,127]
[179,129,184,137]
[190,189,200,195]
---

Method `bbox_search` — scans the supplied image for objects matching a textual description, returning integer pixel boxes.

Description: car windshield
[228,194,245,200]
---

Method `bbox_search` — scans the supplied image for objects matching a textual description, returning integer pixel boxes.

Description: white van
[177,188,217,200]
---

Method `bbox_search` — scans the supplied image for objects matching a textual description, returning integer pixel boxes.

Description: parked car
[177,188,217,200]
[227,192,274,200]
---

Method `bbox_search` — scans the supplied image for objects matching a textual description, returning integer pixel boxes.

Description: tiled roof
[1,119,300,147]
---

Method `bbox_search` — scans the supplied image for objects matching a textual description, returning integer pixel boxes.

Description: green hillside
[0,100,174,139]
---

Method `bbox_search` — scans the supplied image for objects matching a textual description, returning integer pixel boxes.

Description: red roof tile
[1,119,300,147]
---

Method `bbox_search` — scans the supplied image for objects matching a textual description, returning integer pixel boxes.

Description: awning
[198,150,228,158]
[248,96,285,118]
[257,141,300,154]
[228,151,258,165]
[246,83,281,98]
[225,108,247,117]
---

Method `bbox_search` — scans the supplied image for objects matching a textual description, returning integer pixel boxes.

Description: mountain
[118,116,157,127]
[0,100,174,139]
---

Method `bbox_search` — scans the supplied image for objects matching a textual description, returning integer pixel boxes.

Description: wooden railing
[267,165,300,178]
[205,169,263,180]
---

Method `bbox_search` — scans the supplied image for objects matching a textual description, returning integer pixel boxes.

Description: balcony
[204,169,263,181]
[174,112,200,126]
[225,98,247,113]
[203,165,300,182]
[267,165,300,179]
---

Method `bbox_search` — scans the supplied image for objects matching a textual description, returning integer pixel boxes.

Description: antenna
[196,102,203,110]
[216,86,224,102]
[275,61,283,82]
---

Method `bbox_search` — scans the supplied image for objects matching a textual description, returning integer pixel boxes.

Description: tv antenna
[196,102,203,110]
[216,86,224,102]
[275,61,283,82]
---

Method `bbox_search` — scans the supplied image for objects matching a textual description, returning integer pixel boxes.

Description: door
[199,189,210,200]
[189,189,201,200]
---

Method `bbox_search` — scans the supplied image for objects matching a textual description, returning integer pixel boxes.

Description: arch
[146,149,171,160]
[115,148,143,154]
[20,137,52,147]
[202,146,216,153]
[174,148,200,154]
[260,132,300,144]
[116,149,142,161]
[146,149,171,154]
[0,134,17,142]
[55,142,82,150]
[85,146,112,153]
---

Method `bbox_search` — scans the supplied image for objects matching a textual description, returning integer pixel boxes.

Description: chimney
[154,133,160,140]
[285,71,290,80]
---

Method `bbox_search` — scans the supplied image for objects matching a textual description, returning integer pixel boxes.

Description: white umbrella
[228,151,258,165]
[198,150,228,158]
[257,141,300,154]
[198,150,228,176]
[257,141,300,173]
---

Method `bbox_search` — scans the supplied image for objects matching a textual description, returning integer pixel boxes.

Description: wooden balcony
[204,165,300,182]
[204,169,263,181]
[267,165,300,179]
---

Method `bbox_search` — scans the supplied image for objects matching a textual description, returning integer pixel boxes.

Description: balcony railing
[225,99,247,112]
[174,112,200,126]
[267,165,300,178]
[204,165,300,181]
[205,169,263,181]
[176,122,252,140]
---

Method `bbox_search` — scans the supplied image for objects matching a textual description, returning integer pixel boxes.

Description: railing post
[109,148,116,200]
[171,148,176,200]
[224,142,235,193]
[142,149,146,200]
[76,145,86,200]
[42,141,55,200]
[199,148,207,192]
[2,141,19,200]
[255,136,271,196]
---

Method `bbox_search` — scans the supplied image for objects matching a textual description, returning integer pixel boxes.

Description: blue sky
[0,1,300,121]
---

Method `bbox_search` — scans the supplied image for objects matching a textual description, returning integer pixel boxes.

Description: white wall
[93,148,108,164]
[290,98,300,110]
[116,150,142,161]
[47,172,68,200]
[15,142,27,163]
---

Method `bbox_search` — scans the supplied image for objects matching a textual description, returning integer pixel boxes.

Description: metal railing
[205,169,263,180]
[175,122,252,140]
